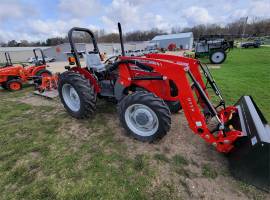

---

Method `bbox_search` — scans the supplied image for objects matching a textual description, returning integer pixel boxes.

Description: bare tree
[1,17,270,47]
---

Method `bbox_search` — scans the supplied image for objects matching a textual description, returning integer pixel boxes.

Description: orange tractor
[0,52,26,91]
[0,49,52,91]
[24,48,52,77]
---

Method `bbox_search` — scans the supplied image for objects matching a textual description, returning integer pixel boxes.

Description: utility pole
[241,16,248,45]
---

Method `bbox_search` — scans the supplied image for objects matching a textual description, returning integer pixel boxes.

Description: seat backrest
[85,53,106,72]
[85,53,102,66]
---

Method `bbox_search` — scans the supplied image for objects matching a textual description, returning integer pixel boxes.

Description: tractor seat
[84,53,106,72]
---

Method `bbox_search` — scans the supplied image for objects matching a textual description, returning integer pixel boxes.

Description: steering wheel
[87,51,98,54]
[104,55,119,64]
[21,63,28,68]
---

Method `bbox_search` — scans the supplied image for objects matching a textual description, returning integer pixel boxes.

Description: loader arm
[146,54,225,109]
[146,54,210,109]
[118,56,241,153]
[146,54,207,93]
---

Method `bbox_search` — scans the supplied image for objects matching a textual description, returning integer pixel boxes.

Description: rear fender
[71,67,101,93]
[31,65,46,76]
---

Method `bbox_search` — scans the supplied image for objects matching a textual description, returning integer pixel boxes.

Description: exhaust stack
[118,22,125,56]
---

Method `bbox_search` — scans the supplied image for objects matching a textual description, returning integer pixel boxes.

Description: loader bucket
[228,96,270,192]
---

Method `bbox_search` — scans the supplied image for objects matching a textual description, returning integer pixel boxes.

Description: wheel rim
[211,52,224,63]
[10,82,21,90]
[62,83,81,112]
[124,104,159,136]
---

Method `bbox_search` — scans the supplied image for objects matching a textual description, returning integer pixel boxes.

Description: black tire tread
[1,82,8,90]
[118,91,171,142]
[35,69,52,76]
[6,79,22,91]
[209,49,226,64]
[58,71,96,119]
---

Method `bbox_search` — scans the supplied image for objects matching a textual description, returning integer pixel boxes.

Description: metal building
[151,32,194,50]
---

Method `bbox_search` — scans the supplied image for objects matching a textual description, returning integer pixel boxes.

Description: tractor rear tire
[58,71,96,119]
[36,69,52,77]
[6,79,22,91]
[1,82,8,90]
[209,50,226,64]
[118,91,171,142]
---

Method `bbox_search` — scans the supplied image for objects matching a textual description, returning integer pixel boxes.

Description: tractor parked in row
[0,49,52,91]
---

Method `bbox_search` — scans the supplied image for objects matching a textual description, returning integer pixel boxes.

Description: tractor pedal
[100,80,114,97]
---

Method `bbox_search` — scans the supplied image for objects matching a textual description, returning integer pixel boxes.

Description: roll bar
[68,27,100,67]
[33,48,46,65]
[5,52,12,66]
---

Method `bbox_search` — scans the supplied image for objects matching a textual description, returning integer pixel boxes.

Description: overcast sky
[0,0,269,42]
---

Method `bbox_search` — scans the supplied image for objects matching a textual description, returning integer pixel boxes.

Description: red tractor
[58,23,269,190]
[0,49,52,91]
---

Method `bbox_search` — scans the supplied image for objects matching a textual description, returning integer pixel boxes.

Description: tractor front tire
[36,69,52,77]
[166,101,182,114]
[58,71,96,119]
[209,50,226,64]
[6,79,22,91]
[118,91,171,142]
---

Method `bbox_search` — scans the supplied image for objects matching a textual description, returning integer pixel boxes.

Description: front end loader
[57,23,270,191]
[145,53,270,191]
[229,96,270,191]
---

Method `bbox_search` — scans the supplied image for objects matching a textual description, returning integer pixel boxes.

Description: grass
[172,154,188,167]
[0,91,153,200]
[238,181,266,200]
[150,182,180,200]
[153,153,170,163]
[206,47,270,120]
[201,164,218,179]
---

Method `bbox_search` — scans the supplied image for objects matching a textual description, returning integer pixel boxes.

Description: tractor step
[229,96,270,192]
[100,80,114,97]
